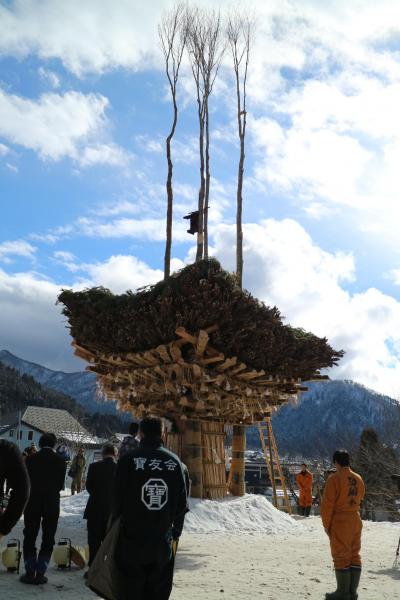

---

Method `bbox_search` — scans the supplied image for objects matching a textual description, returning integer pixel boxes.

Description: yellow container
[53,539,71,569]
[2,539,21,572]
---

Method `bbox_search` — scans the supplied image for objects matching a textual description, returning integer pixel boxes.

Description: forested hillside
[247,380,400,457]
[0,362,128,437]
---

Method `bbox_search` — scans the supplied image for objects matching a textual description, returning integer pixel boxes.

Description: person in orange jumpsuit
[321,449,365,600]
[296,463,313,517]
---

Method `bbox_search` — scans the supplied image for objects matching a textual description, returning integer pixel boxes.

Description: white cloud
[212,219,400,397]
[53,251,79,272]
[0,268,81,371]
[38,66,60,88]
[81,255,163,293]
[80,144,131,168]
[0,240,37,263]
[0,0,167,76]
[0,143,9,156]
[0,89,127,166]
[91,200,141,217]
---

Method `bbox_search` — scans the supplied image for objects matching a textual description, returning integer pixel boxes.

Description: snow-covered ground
[1,493,399,599]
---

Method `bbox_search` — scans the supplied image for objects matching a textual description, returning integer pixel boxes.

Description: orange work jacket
[321,467,365,531]
[296,470,313,506]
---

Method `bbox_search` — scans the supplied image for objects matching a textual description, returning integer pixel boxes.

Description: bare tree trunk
[159,4,187,279]
[164,97,178,278]
[188,9,224,264]
[196,102,205,262]
[236,92,245,288]
[204,101,210,259]
[227,12,254,497]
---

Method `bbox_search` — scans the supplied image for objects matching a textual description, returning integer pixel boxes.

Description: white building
[0,406,104,484]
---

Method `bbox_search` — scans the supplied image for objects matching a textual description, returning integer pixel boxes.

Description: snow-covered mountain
[0,349,120,416]
[248,380,400,457]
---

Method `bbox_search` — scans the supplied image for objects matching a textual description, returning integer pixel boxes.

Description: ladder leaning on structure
[258,417,292,514]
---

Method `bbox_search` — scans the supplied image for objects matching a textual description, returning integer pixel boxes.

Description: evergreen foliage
[59,259,343,379]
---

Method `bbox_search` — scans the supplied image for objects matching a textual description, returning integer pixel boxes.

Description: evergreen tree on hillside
[0,362,128,438]
[353,428,400,522]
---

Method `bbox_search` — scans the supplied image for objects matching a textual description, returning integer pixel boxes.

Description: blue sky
[2,0,400,397]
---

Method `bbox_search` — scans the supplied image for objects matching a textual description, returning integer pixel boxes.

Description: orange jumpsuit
[296,470,313,507]
[321,467,365,570]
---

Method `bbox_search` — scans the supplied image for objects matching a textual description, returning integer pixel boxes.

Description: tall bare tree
[159,4,188,279]
[227,12,254,288]
[188,9,224,261]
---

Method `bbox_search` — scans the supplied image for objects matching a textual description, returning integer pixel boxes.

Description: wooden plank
[143,351,160,365]
[156,345,172,364]
[216,357,237,372]
[191,363,202,378]
[169,343,182,362]
[196,330,209,357]
[228,363,247,375]
[198,354,225,365]
[175,326,196,344]
[237,369,265,381]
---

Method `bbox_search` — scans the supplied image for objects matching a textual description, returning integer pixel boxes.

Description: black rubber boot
[350,566,361,600]
[35,552,50,585]
[325,569,351,599]
[35,573,48,585]
[298,506,305,516]
[20,573,36,584]
[20,555,37,584]
[305,506,311,517]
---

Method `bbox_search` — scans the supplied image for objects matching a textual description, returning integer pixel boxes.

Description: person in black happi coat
[21,432,66,585]
[111,417,188,600]
[84,443,117,567]
[0,440,30,541]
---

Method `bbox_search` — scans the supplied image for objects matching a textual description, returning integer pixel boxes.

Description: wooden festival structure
[59,259,342,500]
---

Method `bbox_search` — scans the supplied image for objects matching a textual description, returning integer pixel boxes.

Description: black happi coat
[0,440,30,535]
[111,439,188,565]
[25,447,66,502]
[84,457,116,522]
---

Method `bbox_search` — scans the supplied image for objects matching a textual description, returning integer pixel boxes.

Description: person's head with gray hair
[102,443,116,458]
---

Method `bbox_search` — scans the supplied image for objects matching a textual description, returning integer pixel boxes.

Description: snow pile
[57,492,299,536]
[184,494,299,535]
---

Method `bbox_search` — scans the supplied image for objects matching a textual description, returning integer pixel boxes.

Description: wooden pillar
[182,419,203,498]
[229,424,246,496]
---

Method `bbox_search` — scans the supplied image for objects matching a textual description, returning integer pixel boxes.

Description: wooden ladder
[258,417,292,514]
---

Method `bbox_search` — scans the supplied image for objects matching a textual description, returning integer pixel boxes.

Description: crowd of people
[0,417,189,599]
[0,423,365,600]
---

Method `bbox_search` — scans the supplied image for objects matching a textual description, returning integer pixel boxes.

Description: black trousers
[116,554,175,600]
[87,517,108,566]
[23,494,60,561]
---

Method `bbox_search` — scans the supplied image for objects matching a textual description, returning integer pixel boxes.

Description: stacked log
[182,420,203,498]
[229,425,246,496]
[202,421,226,500]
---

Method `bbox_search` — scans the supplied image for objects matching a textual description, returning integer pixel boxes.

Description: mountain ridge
[0,349,121,416]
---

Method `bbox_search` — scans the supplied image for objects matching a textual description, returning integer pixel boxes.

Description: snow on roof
[22,406,101,446]
[58,431,101,445]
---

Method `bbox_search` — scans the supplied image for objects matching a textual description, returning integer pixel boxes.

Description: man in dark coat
[111,417,188,600]
[84,443,117,567]
[0,440,30,542]
[118,422,139,459]
[21,432,66,585]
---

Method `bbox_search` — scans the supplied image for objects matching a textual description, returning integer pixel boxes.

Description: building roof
[21,406,100,447]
